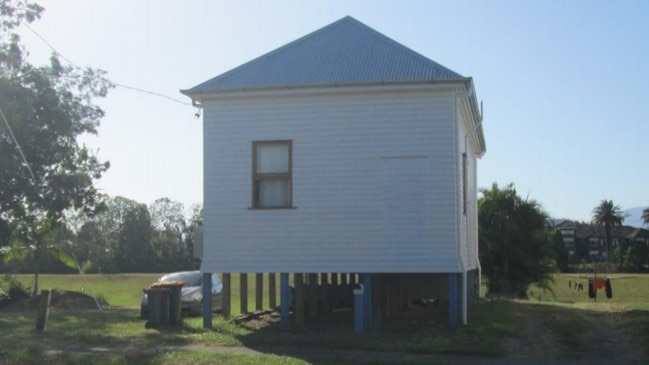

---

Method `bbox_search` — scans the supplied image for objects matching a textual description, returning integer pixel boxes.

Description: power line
[20,22,192,107]
[0,105,36,181]
[111,81,192,106]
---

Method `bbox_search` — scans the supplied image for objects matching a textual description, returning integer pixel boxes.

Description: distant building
[556,220,649,262]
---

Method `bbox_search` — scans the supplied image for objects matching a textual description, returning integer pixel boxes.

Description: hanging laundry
[587,277,612,300]
[605,278,612,299]
[593,277,606,290]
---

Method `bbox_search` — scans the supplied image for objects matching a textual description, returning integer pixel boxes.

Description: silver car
[140,271,222,318]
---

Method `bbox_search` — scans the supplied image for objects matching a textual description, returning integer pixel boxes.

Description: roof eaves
[461,78,486,156]
[181,78,472,98]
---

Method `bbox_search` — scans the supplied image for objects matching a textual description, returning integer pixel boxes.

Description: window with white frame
[252,140,292,208]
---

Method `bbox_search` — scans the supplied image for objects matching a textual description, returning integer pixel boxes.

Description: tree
[115,200,153,272]
[73,219,115,273]
[149,198,202,270]
[149,197,187,270]
[642,207,649,226]
[616,237,649,273]
[552,229,570,272]
[0,1,112,289]
[79,196,153,273]
[478,183,556,298]
[591,200,625,264]
[183,203,203,263]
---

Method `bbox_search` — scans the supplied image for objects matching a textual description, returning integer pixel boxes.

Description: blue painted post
[280,273,290,330]
[202,272,212,329]
[353,283,364,335]
[362,274,372,329]
[467,270,474,306]
[448,273,458,329]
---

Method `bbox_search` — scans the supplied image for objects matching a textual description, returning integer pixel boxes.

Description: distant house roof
[553,219,574,228]
[182,16,469,95]
[575,225,649,240]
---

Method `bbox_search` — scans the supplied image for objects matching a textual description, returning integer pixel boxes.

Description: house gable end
[184,16,465,94]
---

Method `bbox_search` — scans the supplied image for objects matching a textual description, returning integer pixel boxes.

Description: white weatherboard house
[182,16,486,329]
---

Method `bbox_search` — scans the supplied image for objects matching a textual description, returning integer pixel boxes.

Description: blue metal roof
[184,16,466,94]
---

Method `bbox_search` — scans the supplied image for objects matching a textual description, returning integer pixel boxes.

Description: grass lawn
[14,273,161,308]
[1,272,648,364]
[13,273,281,314]
[528,273,649,311]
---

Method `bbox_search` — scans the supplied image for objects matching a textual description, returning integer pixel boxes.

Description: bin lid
[152,280,185,288]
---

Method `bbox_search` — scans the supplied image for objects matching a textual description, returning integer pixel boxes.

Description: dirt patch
[236,311,282,330]
[507,316,556,359]
[49,290,106,309]
[1,290,106,311]
[578,311,635,364]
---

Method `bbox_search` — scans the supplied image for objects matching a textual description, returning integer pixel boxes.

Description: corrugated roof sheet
[185,16,466,94]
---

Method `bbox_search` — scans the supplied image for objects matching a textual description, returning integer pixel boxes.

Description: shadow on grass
[0,307,198,361]
[229,299,649,364]
[229,299,514,364]
[2,299,648,364]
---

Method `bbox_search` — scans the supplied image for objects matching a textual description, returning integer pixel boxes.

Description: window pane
[258,179,289,207]
[256,144,289,173]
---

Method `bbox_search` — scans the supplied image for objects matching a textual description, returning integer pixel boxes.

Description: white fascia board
[181,79,470,103]
[458,80,486,158]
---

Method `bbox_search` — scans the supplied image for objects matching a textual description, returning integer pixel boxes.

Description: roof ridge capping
[181,16,468,95]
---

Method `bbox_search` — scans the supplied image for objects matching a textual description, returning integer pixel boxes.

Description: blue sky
[14,0,649,222]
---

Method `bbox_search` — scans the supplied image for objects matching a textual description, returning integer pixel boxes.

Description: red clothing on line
[593,277,606,290]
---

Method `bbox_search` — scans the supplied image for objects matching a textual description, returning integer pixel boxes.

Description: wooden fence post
[320,273,330,315]
[308,274,318,318]
[35,290,51,332]
[280,273,290,329]
[255,273,263,311]
[240,273,248,314]
[295,273,305,328]
[268,273,276,309]
[222,273,231,318]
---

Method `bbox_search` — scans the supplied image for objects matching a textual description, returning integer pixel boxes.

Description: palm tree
[642,207,649,226]
[591,200,625,264]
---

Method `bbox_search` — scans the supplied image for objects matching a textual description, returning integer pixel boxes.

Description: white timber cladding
[455,97,468,271]
[468,150,479,270]
[201,85,463,274]
[456,93,480,271]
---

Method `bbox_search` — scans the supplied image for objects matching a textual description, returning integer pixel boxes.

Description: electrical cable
[20,22,193,106]
[1,22,200,185]
[0,105,36,181]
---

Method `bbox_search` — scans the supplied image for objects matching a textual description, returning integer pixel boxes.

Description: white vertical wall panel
[456,95,481,272]
[467,151,479,270]
[201,86,460,273]
[456,99,468,271]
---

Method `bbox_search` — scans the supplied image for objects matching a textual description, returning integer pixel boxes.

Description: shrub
[0,275,31,307]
